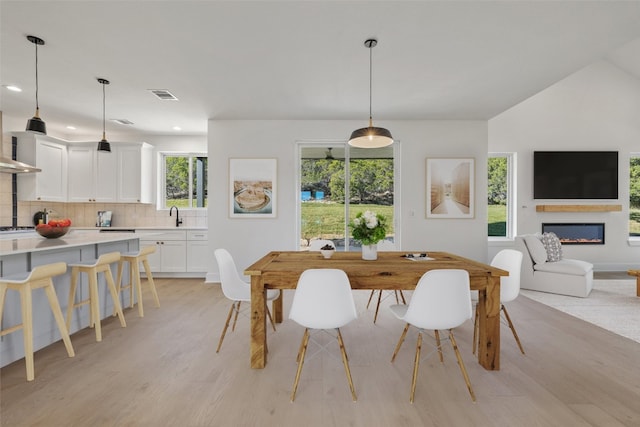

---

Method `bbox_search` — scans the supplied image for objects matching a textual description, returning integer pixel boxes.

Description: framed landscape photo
[229,158,277,218]
[426,157,474,219]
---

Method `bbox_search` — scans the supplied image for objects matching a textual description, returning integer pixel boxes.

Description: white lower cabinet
[186,231,209,272]
[138,229,207,275]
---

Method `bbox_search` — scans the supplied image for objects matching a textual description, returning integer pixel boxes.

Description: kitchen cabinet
[16,133,68,202]
[186,230,209,272]
[67,144,117,202]
[139,230,187,273]
[117,143,153,203]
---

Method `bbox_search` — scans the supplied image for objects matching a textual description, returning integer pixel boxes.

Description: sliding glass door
[298,143,396,250]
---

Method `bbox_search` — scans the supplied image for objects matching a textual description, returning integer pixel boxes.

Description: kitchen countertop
[75,227,208,231]
[0,230,142,256]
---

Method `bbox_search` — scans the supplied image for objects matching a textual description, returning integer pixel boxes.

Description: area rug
[520,279,640,344]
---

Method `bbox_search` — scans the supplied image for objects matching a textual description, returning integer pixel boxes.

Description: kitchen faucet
[169,205,183,227]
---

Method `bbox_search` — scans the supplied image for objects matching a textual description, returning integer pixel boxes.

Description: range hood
[0,156,41,173]
[0,113,40,173]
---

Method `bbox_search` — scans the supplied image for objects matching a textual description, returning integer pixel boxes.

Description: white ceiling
[2,1,640,140]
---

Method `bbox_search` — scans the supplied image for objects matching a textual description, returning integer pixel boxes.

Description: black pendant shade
[97,78,111,152]
[348,38,393,149]
[25,35,46,135]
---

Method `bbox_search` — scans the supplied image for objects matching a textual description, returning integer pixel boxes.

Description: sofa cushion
[533,258,593,276]
[541,232,563,262]
[524,234,548,265]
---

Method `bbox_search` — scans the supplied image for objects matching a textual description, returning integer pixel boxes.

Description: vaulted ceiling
[2,1,640,139]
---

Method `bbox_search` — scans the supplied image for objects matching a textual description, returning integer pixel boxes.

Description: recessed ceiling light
[4,85,22,92]
[110,119,134,125]
[173,126,182,131]
[66,126,76,130]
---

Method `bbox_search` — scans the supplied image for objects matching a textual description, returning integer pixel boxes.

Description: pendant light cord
[34,42,39,110]
[368,42,373,122]
[102,82,106,139]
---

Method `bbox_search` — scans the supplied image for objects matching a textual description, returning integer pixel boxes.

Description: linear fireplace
[541,223,605,245]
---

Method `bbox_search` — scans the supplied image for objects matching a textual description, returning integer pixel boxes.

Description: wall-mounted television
[533,151,618,199]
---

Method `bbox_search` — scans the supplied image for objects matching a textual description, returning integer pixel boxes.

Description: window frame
[158,152,208,210]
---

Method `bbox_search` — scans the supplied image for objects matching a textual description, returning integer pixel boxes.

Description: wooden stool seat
[115,246,160,317]
[66,252,126,342]
[0,262,75,381]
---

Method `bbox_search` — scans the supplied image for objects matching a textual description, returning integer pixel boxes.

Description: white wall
[207,119,488,281]
[489,60,640,269]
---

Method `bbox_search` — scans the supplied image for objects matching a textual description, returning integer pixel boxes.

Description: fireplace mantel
[536,204,622,212]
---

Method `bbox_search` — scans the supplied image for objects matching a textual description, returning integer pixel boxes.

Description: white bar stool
[115,246,160,317]
[65,252,126,342]
[0,262,75,381]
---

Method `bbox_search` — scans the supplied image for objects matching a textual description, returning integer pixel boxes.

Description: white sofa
[515,234,593,298]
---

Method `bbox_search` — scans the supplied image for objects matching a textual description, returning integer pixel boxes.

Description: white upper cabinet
[117,143,153,203]
[16,133,68,202]
[67,144,117,202]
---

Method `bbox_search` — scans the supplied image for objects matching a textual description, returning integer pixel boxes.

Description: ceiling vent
[148,89,178,101]
[110,119,134,125]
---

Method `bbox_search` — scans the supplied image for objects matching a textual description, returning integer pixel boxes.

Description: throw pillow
[541,232,563,262]
[524,234,548,265]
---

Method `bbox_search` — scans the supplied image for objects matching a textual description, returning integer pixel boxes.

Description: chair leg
[336,328,357,401]
[132,259,144,316]
[391,323,410,362]
[231,301,241,332]
[266,304,276,332]
[434,330,444,363]
[373,289,383,323]
[216,302,236,353]
[20,284,34,381]
[410,331,422,403]
[449,330,476,402]
[394,290,400,304]
[399,290,407,305]
[66,267,79,332]
[291,328,310,401]
[142,258,160,308]
[472,304,479,355]
[105,268,126,328]
[0,283,7,332]
[502,304,525,354]
[114,259,126,314]
[88,271,101,342]
[44,281,75,358]
[366,290,376,309]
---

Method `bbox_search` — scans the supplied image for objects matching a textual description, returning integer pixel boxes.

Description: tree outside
[488,156,507,236]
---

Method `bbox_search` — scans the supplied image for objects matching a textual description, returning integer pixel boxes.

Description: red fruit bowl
[36,226,70,239]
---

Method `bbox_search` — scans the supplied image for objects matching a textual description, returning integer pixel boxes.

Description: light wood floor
[2,278,640,426]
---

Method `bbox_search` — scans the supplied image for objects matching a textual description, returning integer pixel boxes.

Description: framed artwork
[229,158,277,218]
[426,158,474,219]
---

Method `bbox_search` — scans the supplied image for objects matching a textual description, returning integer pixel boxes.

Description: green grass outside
[631,208,640,235]
[301,202,394,240]
[488,204,506,237]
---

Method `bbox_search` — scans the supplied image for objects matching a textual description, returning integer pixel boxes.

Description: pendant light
[25,35,47,134]
[348,38,393,148]
[97,78,111,152]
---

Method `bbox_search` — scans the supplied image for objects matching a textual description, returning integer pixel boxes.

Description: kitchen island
[0,230,140,368]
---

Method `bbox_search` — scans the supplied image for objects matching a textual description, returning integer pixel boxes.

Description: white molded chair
[473,249,525,355]
[289,269,358,402]
[214,248,280,353]
[366,240,406,323]
[308,239,335,251]
[389,269,475,403]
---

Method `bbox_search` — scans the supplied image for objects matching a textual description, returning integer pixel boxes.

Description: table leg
[637,276,640,297]
[250,275,267,369]
[476,276,501,370]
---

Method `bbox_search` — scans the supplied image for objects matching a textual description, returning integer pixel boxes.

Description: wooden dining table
[244,250,508,370]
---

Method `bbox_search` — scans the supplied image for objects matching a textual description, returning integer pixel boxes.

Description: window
[488,153,516,238]
[630,154,640,236]
[161,153,208,209]
[298,143,397,250]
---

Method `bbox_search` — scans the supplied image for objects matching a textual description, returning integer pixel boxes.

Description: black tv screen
[533,151,618,199]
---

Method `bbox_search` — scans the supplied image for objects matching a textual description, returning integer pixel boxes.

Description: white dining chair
[389,269,476,403]
[366,240,406,323]
[289,268,358,401]
[214,248,280,353]
[472,249,525,355]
